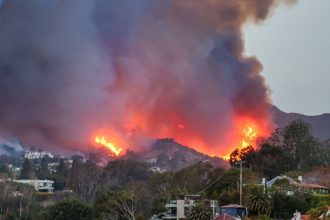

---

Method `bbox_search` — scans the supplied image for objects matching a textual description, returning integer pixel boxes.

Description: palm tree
[188,203,213,220]
[246,187,272,216]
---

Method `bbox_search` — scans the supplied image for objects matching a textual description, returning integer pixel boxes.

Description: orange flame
[91,115,270,160]
[241,125,257,148]
[222,118,264,161]
[94,136,123,156]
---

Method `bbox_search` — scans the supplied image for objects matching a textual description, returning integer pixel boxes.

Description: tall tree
[258,142,285,177]
[67,157,82,191]
[283,120,320,170]
[67,160,101,203]
[20,158,34,179]
[229,146,255,166]
[57,158,68,177]
[38,157,50,179]
[52,158,68,190]
[246,187,272,217]
[94,190,137,220]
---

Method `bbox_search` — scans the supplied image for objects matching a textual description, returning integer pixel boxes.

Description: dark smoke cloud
[0,0,295,155]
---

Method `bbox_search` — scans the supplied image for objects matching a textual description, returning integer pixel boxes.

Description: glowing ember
[223,154,231,161]
[94,136,123,156]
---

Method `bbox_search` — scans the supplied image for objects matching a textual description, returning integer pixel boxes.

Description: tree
[0,163,11,178]
[37,157,50,179]
[172,161,215,194]
[67,160,101,203]
[123,181,153,218]
[93,191,118,220]
[57,158,68,177]
[229,146,254,166]
[283,120,321,170]
[229,148,240,165]
[187,202,212,220]
[307,203,328,220]
[257,142,285,177]
[20,158,34,179]
[43,199,92,220]
[207,168,239,192]
[52,158,68,190]
[246,187,272,217]
[218,190,239,206]
[271,192,309,219]
[94,190,137,220]
[100,160,150,190]
[0,181,38,219]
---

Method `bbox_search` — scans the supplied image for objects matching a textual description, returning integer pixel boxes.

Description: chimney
[262,178,266,193]
[298,176,303,183]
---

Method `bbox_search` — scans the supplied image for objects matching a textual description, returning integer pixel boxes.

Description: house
[13,179,54,192]
[265,175,329,195]
[219,204,248,219]
[24,150,54,160]
[299,183,329,194]
[48,162,59,173]
[150,195,218,220]
[146,158,157,164]
[149,166,167,173]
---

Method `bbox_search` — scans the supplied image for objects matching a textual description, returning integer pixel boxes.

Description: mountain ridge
[123,138,230,171]
[272,106,330,140]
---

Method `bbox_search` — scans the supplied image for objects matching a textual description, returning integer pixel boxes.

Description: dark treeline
[230,120,330,178]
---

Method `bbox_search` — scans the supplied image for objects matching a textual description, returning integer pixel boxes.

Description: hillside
[123,138,229,171]
[272,106,330,140]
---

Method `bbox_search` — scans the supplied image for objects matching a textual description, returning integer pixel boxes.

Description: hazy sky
[244,0,330,115]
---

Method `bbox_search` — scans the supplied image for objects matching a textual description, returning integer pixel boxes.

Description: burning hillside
[0,1,296,159]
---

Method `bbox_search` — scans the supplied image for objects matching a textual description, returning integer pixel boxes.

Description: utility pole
[236,160,245,206]
[239,161,243,206]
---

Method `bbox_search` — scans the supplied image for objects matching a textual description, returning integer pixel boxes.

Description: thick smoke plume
[0,0,295,156]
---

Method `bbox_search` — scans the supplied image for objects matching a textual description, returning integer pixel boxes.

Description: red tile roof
[220,204,245,208]
[299,183,329,189]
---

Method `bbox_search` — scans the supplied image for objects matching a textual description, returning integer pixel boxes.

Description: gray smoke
[0,0,295,156]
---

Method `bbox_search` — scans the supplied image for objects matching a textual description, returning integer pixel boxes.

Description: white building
[146,158,157,164]
[264,175,329,195]
[13,179,54,192]
[149,166,166,173]
[24,150,54,160]
[151,195,218,220]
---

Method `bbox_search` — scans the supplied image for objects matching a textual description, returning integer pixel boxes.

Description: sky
[244,0,330,115]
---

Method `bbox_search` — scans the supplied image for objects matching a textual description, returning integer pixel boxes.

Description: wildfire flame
[94,136,123,156]
[241,126,257,148]
[91,116,269,161]
[222,121,261,161]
